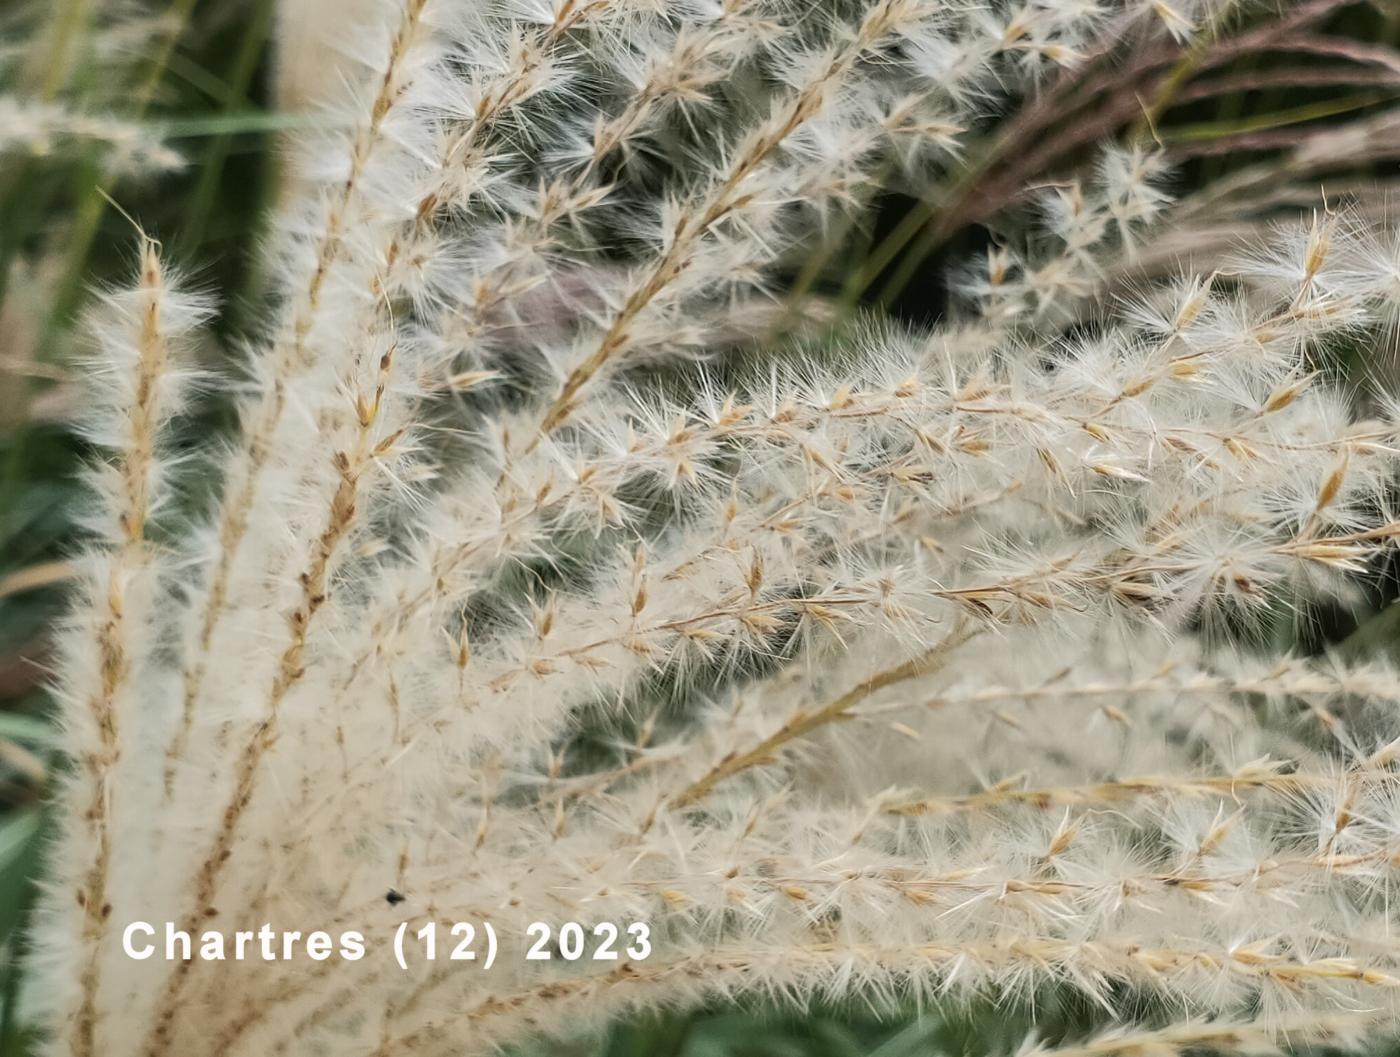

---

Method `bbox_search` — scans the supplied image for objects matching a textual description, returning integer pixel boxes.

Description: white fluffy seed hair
[0,99,183,174]
[28,1,1400,1056]
[275,0,386,111]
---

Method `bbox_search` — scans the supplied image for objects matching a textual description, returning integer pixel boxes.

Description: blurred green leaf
[0,717,53,751]
[0,810,43,944]
[160,111,314,139]
[1339,601,1400,663]
[1162,93,1394,143]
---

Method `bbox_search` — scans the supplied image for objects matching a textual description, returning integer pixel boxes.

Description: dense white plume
[29,2,1400,1056]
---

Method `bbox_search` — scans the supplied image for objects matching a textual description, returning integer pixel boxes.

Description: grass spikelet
[16,2,1400,1056]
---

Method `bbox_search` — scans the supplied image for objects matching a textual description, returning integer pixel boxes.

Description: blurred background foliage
[3,0,1400,1054]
